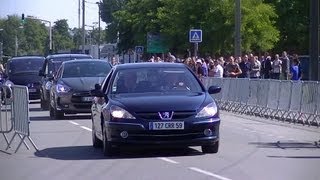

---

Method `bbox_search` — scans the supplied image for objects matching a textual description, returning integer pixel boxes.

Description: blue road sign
[189,29,202,43]
[135,46,144,54]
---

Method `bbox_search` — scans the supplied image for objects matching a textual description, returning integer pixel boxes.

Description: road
[1,101,320,180]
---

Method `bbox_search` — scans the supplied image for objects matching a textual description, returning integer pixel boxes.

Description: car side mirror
[94,83,101,90]
[208,85,221,94]
[39,70,45,76]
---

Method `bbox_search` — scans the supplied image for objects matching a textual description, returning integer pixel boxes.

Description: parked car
[90,63,221,156]
[49,59,112,119]
[39,54,93,110]
[6,56,45,100]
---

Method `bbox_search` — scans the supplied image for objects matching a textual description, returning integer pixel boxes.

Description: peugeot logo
[158,111,174,120]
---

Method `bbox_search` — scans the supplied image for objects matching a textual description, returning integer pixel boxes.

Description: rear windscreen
[8,58,44,74]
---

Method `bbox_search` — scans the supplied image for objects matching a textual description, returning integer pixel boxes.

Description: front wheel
[201,141,219,154]
[40,98,49,110]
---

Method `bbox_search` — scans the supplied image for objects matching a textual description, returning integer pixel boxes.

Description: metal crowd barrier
[0,85,13,147]
[203,77,320,127]
[3,85,38,153]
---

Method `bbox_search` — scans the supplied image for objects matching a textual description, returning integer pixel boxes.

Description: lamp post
[96,1,102,59]
[26,16,52,53]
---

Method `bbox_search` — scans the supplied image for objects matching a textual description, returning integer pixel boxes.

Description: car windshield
[62,61,111,78]
[48,56,91,74]
[9,58,44,74]
[111,67,203,94]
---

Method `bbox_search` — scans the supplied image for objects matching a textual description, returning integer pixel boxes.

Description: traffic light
[21,13,25,24]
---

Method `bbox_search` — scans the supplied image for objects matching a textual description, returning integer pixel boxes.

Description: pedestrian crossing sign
[189,29,202,43]
[135,46,144,54]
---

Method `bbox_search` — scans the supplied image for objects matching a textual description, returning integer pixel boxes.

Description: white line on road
[80,126,92,132]
[157,157,179,164]
[278,135,285,139]
[189,167,232,180]
[69,121,79,126]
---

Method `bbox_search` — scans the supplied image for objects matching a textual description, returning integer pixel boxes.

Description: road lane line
[157,157,179,164]
[80,126,92,132]
[69,121,79,126]
[278,135,285,138]
[189,167,232,180]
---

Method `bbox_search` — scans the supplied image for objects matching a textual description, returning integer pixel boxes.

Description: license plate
[149,122,184,130]
[82,97,93,102]
[28,88,36,93]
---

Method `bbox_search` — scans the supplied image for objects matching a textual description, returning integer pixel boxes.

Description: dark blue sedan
[91,63,221,156]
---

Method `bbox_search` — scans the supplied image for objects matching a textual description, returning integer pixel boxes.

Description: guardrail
[203,78,320,127]
[3,85,38,153]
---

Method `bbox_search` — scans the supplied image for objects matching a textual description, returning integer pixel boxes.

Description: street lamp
[96,1,102,59]
[26,16,52,52]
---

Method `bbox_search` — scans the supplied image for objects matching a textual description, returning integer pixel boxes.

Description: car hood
[8,71,41,85]
[111,93,207,112]
[61,77,105,91]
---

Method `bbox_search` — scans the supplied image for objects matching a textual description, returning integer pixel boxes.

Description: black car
[90,63,221,156]
[49,59,112,119]
[6,56,45,100]
[39,54,93,110]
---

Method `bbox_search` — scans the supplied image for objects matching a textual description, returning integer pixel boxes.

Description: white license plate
[28,88,36,93]
[149,122,184,130]
[82,97,93,102]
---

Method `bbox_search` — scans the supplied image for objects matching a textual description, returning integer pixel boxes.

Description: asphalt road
[1,101,319,180]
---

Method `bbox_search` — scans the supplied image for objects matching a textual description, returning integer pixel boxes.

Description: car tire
[40,98,49,110]
[102,128,115,156]
[49,105,54,118]
[92,120,102,148]
[201,141,219,154]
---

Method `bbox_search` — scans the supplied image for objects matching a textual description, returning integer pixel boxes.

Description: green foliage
[52,19,73,52]
[101,0,280,56]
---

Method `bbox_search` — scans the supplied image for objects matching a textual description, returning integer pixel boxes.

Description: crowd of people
[147,51,302,81]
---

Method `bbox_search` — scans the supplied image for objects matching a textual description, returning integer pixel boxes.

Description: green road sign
[147,33,168,53]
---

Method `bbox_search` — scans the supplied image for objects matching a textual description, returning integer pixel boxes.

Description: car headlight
[45,81,52,90]
[195,102,218,118]
[56,84,71,93]
[110,105,136,119]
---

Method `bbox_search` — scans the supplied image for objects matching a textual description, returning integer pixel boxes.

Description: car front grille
[71,91,91,103]
[135,111,196,120]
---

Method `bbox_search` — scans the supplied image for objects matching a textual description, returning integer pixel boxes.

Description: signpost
[135,46,144,63]
[189,29,202,57]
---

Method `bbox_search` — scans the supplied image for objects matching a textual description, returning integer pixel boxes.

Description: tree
[52,19,73,52]
[265,0,310,54]
[108,0,279,56]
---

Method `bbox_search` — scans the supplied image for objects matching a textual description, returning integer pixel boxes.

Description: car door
[92,69,113,139]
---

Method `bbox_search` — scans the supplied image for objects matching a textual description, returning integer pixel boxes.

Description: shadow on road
[34,145,203,160]
[30,115,91,121]
[249,141,319,149]
[267,155,320,159]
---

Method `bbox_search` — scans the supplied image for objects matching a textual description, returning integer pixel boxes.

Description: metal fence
[0,85,38,153]
[0,85,13,146]
[203,78,320,127]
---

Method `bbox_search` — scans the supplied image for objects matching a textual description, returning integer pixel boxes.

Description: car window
[62,61,111,78]
[8,58,44,74]
[111,67,203,94]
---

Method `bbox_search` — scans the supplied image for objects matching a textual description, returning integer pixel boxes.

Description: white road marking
[189,167,232,180]
[80,126,92,132]
[267,134,274,137]
[278,135,285,139]
[69,121,79,126]
[157,157,179,164]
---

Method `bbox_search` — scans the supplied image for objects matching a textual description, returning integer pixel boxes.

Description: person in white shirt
[271,54,282,79]
[213,60,224,78]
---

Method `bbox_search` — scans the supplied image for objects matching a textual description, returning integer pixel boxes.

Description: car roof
[114,62,186,70]
[10,56,45,61]
[46,54,92,59]
[62,59,111,65]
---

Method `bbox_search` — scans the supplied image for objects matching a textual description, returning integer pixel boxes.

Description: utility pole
[78,0,81,29]
[82,0,86,54]
[96,1,101,59]
[309,0,319,81]
[235,0,241,57]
